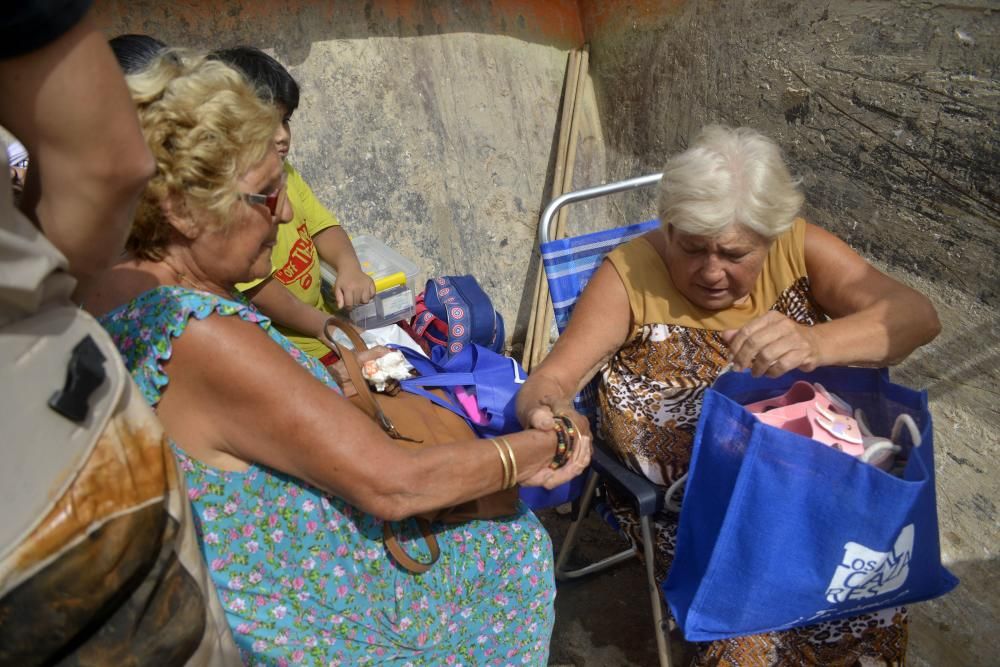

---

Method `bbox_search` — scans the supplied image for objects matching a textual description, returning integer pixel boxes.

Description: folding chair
[537,174,675,667]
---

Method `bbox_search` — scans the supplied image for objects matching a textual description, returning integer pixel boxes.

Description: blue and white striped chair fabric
[540,219,660,421]
[539,217,672,667]
[542,218,660,333]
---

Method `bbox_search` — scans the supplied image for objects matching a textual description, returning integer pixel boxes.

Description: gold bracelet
[491,438,512,490]
[499,437,518,489]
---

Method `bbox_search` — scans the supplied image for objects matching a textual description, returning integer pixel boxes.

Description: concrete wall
[94,0,584,347]
[579,1,999,665]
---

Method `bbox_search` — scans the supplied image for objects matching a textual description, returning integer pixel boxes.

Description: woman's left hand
[326,345,392,397]
[520,405,593,489]
[721,311,822,378]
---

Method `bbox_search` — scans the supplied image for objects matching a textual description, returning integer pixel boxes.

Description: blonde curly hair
[125,49,279,260]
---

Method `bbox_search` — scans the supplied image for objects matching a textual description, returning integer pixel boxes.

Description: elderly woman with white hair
[516,125,939,664]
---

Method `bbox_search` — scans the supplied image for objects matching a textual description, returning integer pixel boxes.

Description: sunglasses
[240,173,287,215]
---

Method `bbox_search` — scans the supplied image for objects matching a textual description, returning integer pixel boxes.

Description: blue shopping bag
[518,472,587,510]
[664,367,958,642]
[394,344,586,510]
[394,343,525,439]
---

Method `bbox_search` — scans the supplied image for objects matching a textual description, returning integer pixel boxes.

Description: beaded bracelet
[549,414,579,469]
[550,422,568,469]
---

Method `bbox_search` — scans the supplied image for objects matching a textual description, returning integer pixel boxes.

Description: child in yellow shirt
[217,46,375,363]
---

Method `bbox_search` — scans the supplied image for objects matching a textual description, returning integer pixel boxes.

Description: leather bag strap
[322,315,369,352]
[382,519,440,574]
[322,318,380,420]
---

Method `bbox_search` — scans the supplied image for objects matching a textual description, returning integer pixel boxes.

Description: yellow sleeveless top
[598,218,823,488]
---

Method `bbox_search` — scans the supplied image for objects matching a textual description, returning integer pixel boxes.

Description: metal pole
[539,173,663,245]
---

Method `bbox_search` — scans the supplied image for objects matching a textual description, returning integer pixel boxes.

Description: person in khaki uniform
[0,2,239,663]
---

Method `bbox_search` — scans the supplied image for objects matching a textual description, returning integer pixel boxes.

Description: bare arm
[516,259,632,430]
[313,226,375,308]
[0,11,155,281]
[804,223,941,364]
[248,276,332,348]
[156,314,587,520]
[724,223,941,376]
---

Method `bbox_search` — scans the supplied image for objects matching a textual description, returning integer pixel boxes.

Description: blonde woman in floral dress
[81,51,590,666]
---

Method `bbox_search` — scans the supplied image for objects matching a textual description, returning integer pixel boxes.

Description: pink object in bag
[453,386,488,425]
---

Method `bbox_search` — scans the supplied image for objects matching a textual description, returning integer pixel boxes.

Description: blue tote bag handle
[397,375,473,416]
[392,344,525,437]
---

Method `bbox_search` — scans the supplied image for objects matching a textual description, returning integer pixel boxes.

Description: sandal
[773,403,866,458]
[744,381,853,429]
[744,382,917,471]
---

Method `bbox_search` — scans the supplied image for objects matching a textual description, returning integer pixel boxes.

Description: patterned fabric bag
[410,276,505,356]
[664,367,958,641]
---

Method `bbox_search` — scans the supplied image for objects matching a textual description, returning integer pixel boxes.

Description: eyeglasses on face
[240,173,287,215]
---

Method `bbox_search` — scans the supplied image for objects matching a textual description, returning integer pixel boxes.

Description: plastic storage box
[319,235,419,330]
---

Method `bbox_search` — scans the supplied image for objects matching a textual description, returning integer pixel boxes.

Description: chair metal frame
[538,173,674,667]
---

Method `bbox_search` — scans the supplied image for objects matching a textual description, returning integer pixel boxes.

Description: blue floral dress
[99,286,555,666]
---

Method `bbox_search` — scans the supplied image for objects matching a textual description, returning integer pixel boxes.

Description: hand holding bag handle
[321,317,440,572]
[321,317,519,574]
[323,317,420,442]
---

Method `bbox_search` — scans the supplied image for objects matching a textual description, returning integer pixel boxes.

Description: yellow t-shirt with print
[237,162,339,358]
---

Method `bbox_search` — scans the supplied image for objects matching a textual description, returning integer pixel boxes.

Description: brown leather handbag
[323,318,519,574]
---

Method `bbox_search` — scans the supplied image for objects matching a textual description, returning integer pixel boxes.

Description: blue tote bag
[394,344,524,439]
[664,367,958,642]
[394,344,583,510]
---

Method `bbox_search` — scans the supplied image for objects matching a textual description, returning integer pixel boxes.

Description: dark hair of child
[108,33,168,75]
[211,46,300,117]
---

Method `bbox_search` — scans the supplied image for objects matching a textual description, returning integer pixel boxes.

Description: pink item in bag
[454,386,488,425]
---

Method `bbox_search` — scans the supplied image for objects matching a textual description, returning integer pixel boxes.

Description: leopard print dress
[597,220,907,666]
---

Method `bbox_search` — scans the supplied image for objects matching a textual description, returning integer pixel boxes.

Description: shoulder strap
[322,317,375,421]
[431,277,472,355]
[382,520,440,574]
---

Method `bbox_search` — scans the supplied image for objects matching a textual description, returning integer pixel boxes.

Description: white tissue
[361,350,414,391]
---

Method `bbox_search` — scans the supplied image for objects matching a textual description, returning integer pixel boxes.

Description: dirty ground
[541,506,666,667]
